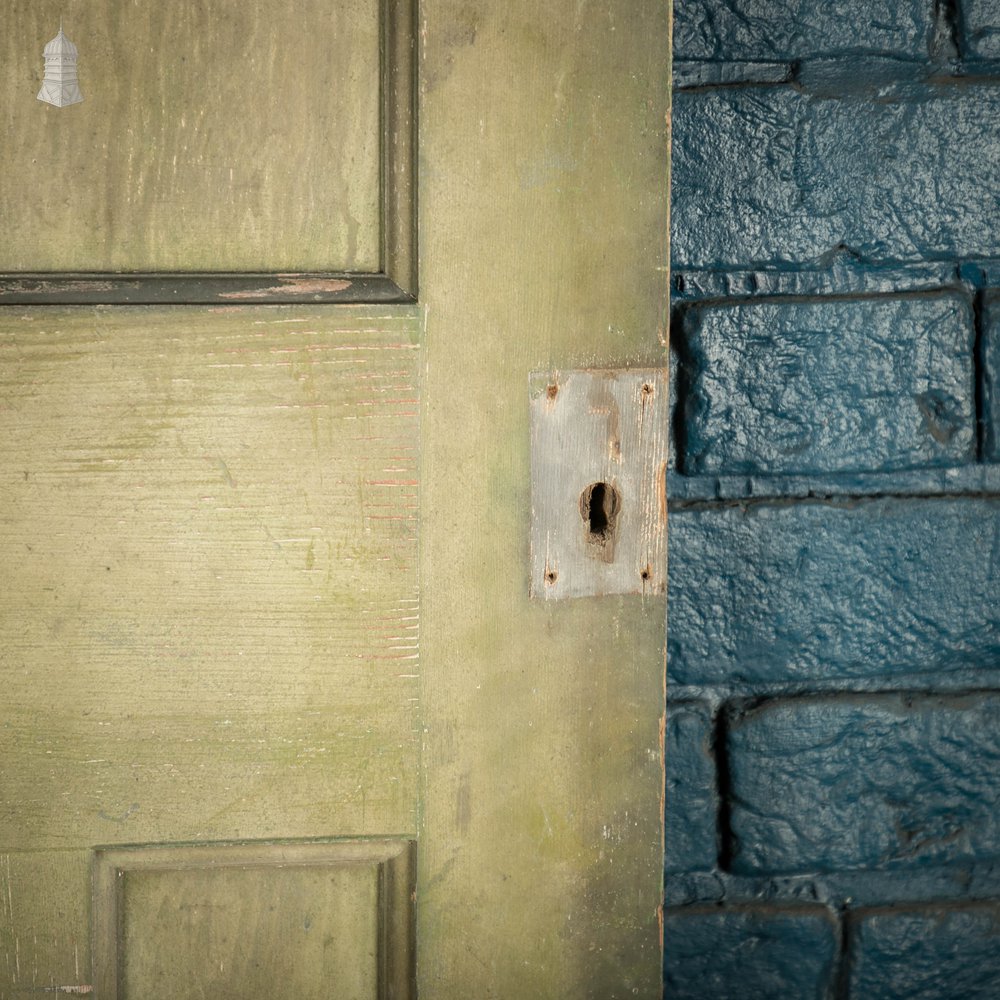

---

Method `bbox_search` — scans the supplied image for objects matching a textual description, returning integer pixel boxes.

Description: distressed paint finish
[92,840,415,1000]
[0,0,381,272]
[530,369,668,600]
[0,273,415,306]
[0,853,90,996]
[0,2,670,992]
[0,305,421,991]
[419,2,670,996]
[0,306,421,848]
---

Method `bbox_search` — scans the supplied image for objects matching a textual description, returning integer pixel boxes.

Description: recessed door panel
[1,1,381,273]
[92,841,415,1000]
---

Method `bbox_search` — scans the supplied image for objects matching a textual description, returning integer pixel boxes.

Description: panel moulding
[91,838,416,1000]
[0,0,416,305]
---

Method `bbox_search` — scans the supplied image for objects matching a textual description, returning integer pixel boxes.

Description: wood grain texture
[0,305,421,852]
[419,1,671,996]
[0,0,381,272]
[530,369,668,600]
[123,865,379,999]
[0,2,669,992]
[383,0,419,296]
[0,272,417,307]
[0,852,91,996]
[92,840,415,1000]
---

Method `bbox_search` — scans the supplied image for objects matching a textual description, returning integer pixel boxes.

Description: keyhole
[586,483,614,536]
[580,482,621,560]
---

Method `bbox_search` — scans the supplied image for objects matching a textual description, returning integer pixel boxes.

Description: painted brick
[727,695,1000,874]
[665,702,717,873]
[668,498,1000,686]
[850,906,1000,998]
[663,906,838,999]
[964,0,1000,59]
[679,294,975,476]
[672,0,932,62]
[984,291,1000,461]
[672,83,1000,269]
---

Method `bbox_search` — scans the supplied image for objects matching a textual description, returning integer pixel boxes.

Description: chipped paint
[1,3,383,272]
[0,280,117,293]
[219,277,354,299]
[419,1,669,994]
[530,369,668,599]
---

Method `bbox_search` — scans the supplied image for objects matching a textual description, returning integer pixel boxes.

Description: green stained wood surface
[0,1,670,993]
[0,0,381,272]
[0,852,90,993]
[120,864,378,1000]
[91,840,415,1000]
[0,306,421,863]
[419,2,670,997]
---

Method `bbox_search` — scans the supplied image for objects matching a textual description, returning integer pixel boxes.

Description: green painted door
[0,3,670,997]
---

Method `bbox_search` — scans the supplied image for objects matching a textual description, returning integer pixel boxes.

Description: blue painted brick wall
[672,84,1000,269]
[664,702,717,873]
[727,695,1000,873]
[667,0,1000,995]
[985,292,1000,459]
[669,499,1000,686]
[964,0,1000,58]
[679,294,976,476]
[849,906,1000,998]
[672,0,933,63]
[663,907,838,999]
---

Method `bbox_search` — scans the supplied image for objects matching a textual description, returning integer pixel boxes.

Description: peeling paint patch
[2,281,118,293]
[97,803,140,825]
[30,987,93,995]
[220,278,353,299]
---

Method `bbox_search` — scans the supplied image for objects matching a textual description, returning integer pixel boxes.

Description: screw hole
[641,383,653,397]
[546,384,559,401]
[545,569,558,585]
[640,567,651,581]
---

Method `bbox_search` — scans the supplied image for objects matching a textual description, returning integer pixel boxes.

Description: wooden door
[0,2,670,997]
